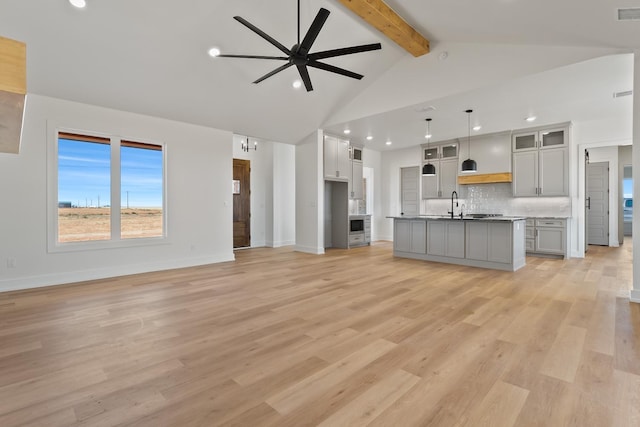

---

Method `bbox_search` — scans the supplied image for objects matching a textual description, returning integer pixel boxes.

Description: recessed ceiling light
[208,47,221,57]
[366,135,373,141]
[69,0,86,8]
[526,116,537,122]
[425,133,432,139]
[292,80,302,89]
[473,125,482,131]
[385,141,392,146]
[343,129,351,135]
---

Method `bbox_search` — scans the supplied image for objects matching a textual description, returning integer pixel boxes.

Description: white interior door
[587,161,609,246]
[401,166,420,216]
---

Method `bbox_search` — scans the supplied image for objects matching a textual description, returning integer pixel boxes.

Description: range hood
[0,35,26,154]
[458,172,512,185]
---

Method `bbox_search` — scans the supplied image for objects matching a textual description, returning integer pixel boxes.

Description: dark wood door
[233,159,251,248]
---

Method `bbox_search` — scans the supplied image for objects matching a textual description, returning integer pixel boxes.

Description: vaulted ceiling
[0,0,637,148]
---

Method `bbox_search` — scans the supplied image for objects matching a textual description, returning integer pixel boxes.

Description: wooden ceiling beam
[336,0,430,57]
[0,35,26,94]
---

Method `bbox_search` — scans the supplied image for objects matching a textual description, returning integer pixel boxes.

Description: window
[53,130,165,248]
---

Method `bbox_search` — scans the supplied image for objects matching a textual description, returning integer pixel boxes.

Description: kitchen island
[388,216,526,271]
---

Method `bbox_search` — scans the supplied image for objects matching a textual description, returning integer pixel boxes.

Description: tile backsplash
[421,183,571,217]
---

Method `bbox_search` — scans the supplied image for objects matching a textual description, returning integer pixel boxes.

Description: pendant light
[461,109,477,173]
[422,118,436,176]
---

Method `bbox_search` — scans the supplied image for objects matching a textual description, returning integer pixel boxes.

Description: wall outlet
[7,257,17,268]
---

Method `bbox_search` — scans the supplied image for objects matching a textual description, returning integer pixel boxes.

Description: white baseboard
[294,245,325,255]
[266,240,295,248]
[0,252,235,293]
[630,289,640,303]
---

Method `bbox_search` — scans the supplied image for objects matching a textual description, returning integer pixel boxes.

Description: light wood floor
[0,242,639,426]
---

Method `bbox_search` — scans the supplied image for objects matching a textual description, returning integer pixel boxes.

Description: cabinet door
[394,220,412,252]
[488,222,511,263]
[512,131,538,151]
[423,147,438,161]
[513,151,538,197]
[441,142,459,159]
[536,227,565,254]
[422,162,440,199]
[427,221,446,256]
[466,221,489,261]
[439,159,458,198]
[539,128,567,149]
[336,138,351,180]
[446,222,465,258]
[410,220,427,254]
[324,135,338,179]
[539,148,568,196]
[350,161,363,199]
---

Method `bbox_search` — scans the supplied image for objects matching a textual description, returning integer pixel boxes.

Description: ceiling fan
[216,0,382,92]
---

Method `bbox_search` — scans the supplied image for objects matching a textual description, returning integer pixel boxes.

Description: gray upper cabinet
[324,135,350,181]
[349,159,364,199]
[422,140,459,199]
[512,124,569,197]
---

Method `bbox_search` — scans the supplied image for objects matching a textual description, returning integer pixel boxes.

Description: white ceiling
[1,0,638,148]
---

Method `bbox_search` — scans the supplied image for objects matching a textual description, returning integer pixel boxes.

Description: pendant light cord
[297,0,300,45]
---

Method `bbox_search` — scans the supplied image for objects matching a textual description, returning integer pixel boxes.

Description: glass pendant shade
[422,163,436,176]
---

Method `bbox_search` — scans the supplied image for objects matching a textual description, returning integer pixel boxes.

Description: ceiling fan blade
[296,65,313,92]
[309,43,382,60]
[307,61,363,80]
[217,54,289,60]
[253,62,294,84]
[233,16,291,56]
[298,8,330,55]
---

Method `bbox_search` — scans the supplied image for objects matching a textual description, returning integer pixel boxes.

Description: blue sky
[58,139,163,208]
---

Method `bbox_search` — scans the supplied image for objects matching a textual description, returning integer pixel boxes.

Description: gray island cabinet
[389,216,526,271]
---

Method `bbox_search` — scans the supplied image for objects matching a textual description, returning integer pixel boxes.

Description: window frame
[47,123,168,253]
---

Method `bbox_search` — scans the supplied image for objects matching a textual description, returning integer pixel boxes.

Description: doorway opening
[233,158,251,248]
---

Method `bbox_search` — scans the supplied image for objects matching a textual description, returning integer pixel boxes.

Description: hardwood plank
[461,380,529,427]
[317,369,419,426]
[265,338,396,414]
[539,324,587,383]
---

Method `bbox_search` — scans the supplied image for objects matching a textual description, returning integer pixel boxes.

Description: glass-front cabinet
[513,126,567,151]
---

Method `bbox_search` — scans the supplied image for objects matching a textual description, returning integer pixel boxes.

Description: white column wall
[295,130,324,254]
[632,52,640,303]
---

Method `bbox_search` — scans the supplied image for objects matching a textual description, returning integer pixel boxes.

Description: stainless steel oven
[349,217,365,234]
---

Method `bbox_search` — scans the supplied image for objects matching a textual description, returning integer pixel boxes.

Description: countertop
[386,215,526,222]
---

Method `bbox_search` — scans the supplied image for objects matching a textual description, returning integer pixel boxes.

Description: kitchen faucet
[449,190,459,219]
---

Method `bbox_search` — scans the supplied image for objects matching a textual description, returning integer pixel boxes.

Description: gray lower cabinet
[391,217,526,271]
[465,222,513,263]
[526,218,566,257]
[428,221,464,258]
[394,219,426,254]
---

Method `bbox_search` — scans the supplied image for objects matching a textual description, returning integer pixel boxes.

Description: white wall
[295,130,324,254]
[379,146,422,240]
[272,143,296,247]
[0,94,234,292]
[363,148,382,241]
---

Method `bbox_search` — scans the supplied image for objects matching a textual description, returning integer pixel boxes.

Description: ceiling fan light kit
[216,0,381,91]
